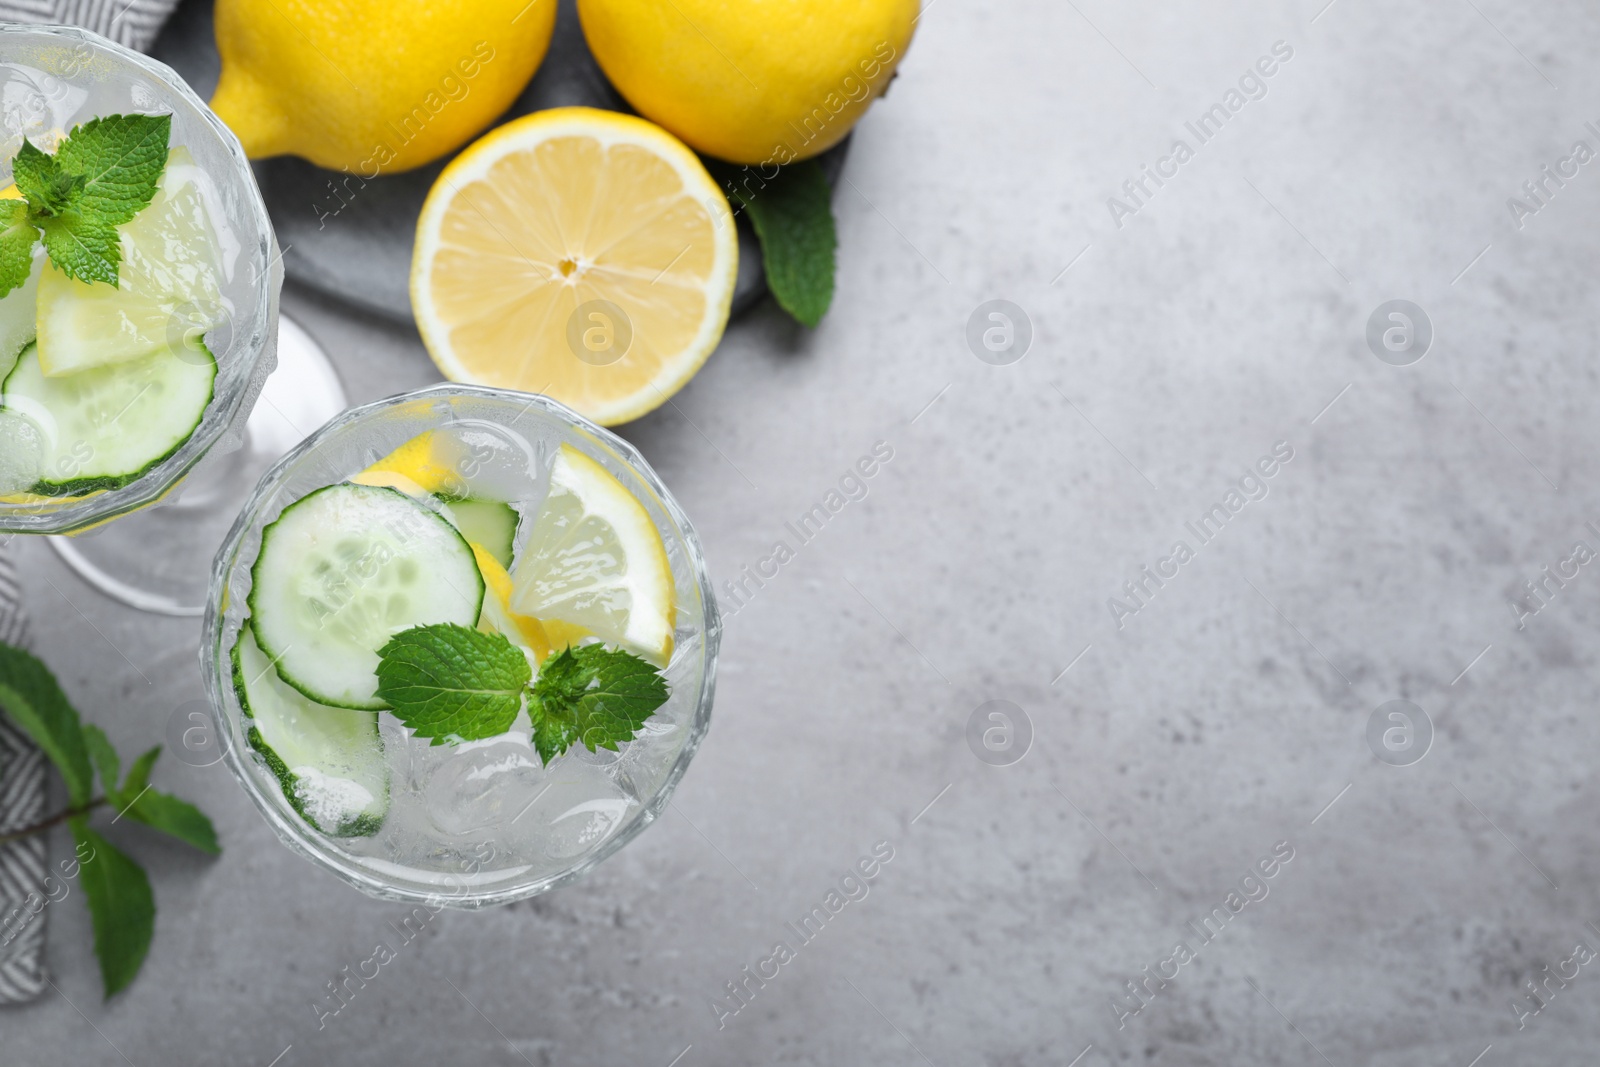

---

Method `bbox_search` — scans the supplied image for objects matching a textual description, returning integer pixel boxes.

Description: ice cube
[422,737,547,837]
[546,798,633,860]
[436,420,548,506]
[568,743,621,768]
[0,410,44,496]
[566,742,645,804]
[500,762,636,861]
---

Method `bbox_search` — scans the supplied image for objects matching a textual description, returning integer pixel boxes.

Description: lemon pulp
[411,108,738,427]
[510,444,674,665]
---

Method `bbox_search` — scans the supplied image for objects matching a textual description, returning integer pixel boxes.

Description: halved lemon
[510,444,674,665]
[410,107,738,426]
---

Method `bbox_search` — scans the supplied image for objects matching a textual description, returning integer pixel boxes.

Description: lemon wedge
[510,444,674,665]
[349,430,464,498]
[471,542,553,661]
[410,107,738,426]
[541,618,592,655]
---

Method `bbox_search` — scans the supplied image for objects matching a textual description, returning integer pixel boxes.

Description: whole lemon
[576,0,917,166]
[210,0,558,174]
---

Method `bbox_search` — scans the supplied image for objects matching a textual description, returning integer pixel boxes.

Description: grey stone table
[7,0,1600,1064]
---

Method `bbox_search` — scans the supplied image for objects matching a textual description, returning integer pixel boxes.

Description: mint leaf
[375,623,532,745]
[0,199,38,297]
[83,723,121,802]
[0,641,93,806]
[527,645,669,764]
[10,141,54,206]
[54,113,170,229]
[110,744,219,853]
[71,818,154,998]
[530,708,579,766]
[720,160,837,327]
[119,744,160,800]
[36,212,120,286]
[124,791,220,855]
[11,140,79,215]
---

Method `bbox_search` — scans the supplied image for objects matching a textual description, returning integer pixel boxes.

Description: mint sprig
[0,641,218,998]
[375,624,671,762]
[528,645,669,764]
[0,112,171,296]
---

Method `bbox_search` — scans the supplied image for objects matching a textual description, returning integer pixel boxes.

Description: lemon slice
[36,147,227,377]
[510,444,674,665]
[411,107,738,426]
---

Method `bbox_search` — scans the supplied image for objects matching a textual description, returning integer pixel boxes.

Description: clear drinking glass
[201,385,720,906]
[0,25,311,613]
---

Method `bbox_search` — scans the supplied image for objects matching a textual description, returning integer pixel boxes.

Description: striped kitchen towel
[0,544,45,1004]
[0,0,180,52]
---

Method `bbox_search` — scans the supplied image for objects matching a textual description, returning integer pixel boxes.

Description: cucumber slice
[231,626,387,837]
[446,499,518,568]
[248,483,486,710]
[0,340,215,496]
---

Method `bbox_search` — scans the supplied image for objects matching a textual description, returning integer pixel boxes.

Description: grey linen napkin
[0,0,180,52]
[0,544,45,1004]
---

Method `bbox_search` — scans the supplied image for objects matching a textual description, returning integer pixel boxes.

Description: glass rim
[0,22,279,534]
[199,382,722,908]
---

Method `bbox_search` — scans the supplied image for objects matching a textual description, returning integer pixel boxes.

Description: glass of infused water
[0,24,289,613]
[202,384,719,905]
